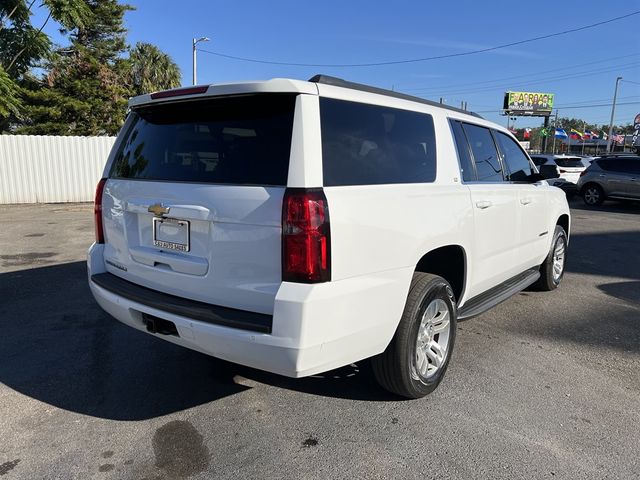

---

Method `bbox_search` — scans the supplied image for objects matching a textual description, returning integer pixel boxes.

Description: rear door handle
[475,200,493,209]
[520,197,532,205]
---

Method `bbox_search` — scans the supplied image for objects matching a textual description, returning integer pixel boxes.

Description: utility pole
[192,36,210,85]
[541,115,550,153]
[606,76,623,153]
[552,110,558,154]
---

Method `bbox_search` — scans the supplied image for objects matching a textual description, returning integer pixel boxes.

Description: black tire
[532,225,567,291]
[582,183,604,206]
[371,273,457,399]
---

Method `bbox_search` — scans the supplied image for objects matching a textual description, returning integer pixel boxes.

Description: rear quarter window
[320,98,437,186]
[110,94,296,186]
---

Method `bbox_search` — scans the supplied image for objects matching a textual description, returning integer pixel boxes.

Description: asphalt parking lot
[1,200,639,480]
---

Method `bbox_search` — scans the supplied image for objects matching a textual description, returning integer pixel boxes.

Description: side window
[461,123,504,182]
[320,98,437,186]
[629,161,640,174]
[598,158,621,172]
[495,131,534,182]
[597,159,612,171]
[449,120,476,182]
[530,156,546,167]
[604,158,640,174]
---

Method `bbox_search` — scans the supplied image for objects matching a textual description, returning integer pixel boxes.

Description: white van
[88,75,570,398]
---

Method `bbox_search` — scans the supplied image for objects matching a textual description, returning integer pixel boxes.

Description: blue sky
[34,0,640,129]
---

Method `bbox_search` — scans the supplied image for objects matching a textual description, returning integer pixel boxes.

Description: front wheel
[532,225,567,291]
[371,273,457,399]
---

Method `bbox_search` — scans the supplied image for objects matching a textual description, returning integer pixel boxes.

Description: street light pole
[606,76,623,153]
[192,36,210,85]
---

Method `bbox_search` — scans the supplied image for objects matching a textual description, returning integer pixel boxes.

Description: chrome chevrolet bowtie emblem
[148,203,170,218]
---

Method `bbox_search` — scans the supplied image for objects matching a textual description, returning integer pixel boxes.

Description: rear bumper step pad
[91,272,273,333]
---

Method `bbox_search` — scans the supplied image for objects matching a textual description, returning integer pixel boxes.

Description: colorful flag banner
[554,128,568,139]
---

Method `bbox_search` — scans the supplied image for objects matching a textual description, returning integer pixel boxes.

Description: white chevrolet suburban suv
[88,75,570,398]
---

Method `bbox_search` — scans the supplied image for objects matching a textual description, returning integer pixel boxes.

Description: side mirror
[538,164,560,179]
[527,172,545,182]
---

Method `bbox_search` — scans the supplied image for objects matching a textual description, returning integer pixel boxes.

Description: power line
[551,95,640,107]
[412,61,640,97]
[197,11,640,68]
[402,53,640,93]
[621,79,640,86]
[475,101,640,114]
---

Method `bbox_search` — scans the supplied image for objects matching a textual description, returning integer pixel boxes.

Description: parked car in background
[530,154,587,183]
[580,156,597,167]
[577,156,640,205]
[88,75,570,399]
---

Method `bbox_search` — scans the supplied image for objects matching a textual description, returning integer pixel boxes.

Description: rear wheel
[582,183,604,206]
[372,273,457,399]
[532,225,567,291]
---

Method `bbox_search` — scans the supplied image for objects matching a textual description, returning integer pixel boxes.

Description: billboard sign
[504,91,554,116]
[633,113,640,147]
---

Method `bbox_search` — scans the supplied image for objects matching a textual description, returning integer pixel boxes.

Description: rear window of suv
[110,94,296,186]
[320,98,437,186]
[554,157,583,168]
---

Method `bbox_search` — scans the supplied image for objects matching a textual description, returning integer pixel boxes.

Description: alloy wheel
[552,237,566,283]
[414,298,451,380]
[584,187,601,205]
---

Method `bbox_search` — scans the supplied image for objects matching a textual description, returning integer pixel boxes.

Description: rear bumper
[91,272,273,333]
[88,243,412,378]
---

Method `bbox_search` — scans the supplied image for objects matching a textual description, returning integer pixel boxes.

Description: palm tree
[127,42,181,96]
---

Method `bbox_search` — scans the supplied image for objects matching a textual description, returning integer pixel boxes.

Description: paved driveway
[1,201,639,479]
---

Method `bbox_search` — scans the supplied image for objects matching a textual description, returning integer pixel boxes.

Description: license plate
[153,217,190,252]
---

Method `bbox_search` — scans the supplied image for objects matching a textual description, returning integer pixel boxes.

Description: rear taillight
[94,178,107,244]
[282,188,331,283]
[579,170,588,177]
[559,169,567,173]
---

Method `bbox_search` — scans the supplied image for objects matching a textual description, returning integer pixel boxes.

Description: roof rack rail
[308,74,483,119]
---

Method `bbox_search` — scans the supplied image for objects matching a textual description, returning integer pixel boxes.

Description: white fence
[0,135,116,204]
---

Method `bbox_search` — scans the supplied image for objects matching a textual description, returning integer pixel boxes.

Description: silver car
[577,155,640,205]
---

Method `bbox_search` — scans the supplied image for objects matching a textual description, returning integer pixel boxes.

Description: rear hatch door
[554,157,585,184]
[101,94,297,314]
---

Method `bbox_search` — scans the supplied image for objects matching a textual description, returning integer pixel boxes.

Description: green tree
[127,41,181,96]
[0,64,20,117]
[18,0,132,135]
[0,0,91,120]
[16,1,182,135]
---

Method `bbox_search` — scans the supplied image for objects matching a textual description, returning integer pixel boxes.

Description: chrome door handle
[520,197,532,205]
[599,174,606,177]
[475,200,492,209]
